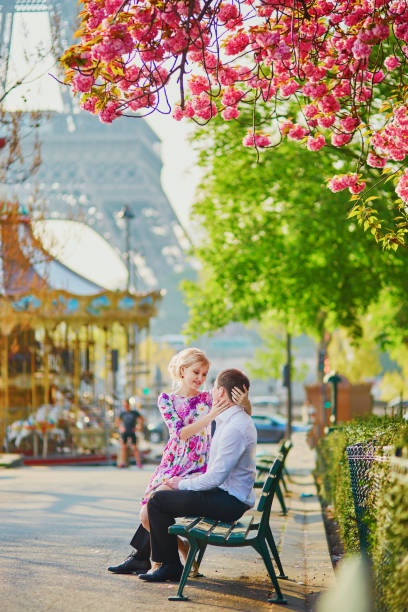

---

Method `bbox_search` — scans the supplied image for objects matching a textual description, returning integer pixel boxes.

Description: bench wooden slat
[188,518,218,538]
[225,516,254,544]
[168,517,202,536]
[201,521,236,544]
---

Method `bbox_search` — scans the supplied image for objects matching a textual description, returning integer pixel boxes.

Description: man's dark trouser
[130,524,151,560]
[147,488,249,564]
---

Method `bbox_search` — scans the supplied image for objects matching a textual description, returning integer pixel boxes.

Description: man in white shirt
[138,368,257,583]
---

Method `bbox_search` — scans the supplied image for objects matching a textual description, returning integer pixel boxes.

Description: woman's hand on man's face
[210,397,230,419]
[231,385,249,408]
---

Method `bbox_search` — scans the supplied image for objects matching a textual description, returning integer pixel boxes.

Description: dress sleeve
[158,393,184,438]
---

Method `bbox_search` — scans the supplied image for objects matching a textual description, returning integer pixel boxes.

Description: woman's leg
[140,503,150,531]
[140,485,173,572]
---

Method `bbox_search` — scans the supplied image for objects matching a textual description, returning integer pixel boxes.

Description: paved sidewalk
[0,432,333,611]
[266,433,335,611]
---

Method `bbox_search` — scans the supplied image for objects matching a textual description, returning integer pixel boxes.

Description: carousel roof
[32,219,128,292]
[0,208,162,331]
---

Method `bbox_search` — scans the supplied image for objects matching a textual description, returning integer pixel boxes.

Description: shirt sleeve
[158,393,184,438]
[178,424,245,491]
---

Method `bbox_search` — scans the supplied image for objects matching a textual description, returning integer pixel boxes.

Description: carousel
[0,203,162,460]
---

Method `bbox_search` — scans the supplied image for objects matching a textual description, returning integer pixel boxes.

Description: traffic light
[143,387,150,396]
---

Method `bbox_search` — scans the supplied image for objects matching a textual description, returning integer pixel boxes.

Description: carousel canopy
[32,219,128,292]
[0,207,162,332]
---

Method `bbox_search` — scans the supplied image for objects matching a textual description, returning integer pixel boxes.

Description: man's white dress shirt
[178,405,257,507]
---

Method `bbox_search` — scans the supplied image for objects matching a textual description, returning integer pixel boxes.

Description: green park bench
[167,454,288,604]
[255,439,293,515]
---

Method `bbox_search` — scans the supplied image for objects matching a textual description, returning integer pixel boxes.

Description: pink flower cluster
[60,0,408,200]
[242,131,271,147]
[396,170,408,203]
[328,174,366,195]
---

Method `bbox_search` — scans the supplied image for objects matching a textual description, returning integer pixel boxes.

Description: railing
[346,441,390,553]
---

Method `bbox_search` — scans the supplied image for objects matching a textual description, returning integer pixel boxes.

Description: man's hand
[166,476,182,489]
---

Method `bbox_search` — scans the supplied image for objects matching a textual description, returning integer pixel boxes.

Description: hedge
[315,416,408,612]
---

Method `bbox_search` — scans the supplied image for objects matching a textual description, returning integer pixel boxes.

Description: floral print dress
[141,391,212,504]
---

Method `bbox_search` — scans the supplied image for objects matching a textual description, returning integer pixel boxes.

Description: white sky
[145,106,202,232]
[4,12,201,232]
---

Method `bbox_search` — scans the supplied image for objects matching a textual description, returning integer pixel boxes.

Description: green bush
[372,457,408,612]
[315,416,408,611]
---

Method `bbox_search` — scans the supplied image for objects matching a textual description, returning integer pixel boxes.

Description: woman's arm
[231,385,252,415]
[179,398,230,441]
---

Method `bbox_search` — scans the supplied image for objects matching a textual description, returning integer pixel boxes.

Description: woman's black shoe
[108,553,151,574]
[138,562,183,582]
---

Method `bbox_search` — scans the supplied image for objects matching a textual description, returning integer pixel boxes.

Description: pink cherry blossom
[243,132,271,147]
[396,170,408,202]
[331,132,352,147]
[99,101,121,123]
[72,74,94,93]
[188,75,211,95]
[61,0,408,205]
[222,106,240,120]
[307,134,326,151]
[384,55,401,71]
[318,115,336,129]
[367,152,387,168]
[288,124,309,140]
[280,80,298,97]
[339,116,360,132]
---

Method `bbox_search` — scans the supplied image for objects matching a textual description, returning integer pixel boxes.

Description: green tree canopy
[183,110,408,349]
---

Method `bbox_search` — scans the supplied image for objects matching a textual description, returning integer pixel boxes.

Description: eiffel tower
[0,0,195,336]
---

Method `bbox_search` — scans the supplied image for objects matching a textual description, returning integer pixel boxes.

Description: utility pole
[118,205,135,397]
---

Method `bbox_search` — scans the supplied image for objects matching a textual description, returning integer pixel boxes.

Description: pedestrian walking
[116,398,144,468]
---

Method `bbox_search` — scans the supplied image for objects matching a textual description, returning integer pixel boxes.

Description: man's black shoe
[138,562,183,583]
[108,553,151,574]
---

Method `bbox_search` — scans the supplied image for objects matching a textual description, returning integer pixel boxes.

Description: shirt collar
[215,404,243,425]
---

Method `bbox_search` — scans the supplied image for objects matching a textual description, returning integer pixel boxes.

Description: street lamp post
[118,205,135,291]
[325,372,342,427]
[118,205,136,398]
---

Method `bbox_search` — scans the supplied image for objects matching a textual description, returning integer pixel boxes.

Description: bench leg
[195,541,207,573]
[253,541,287,605]
[168,538,198,602]
[280,473,289,493]
[266,525,288,579]
[276,482,288,515]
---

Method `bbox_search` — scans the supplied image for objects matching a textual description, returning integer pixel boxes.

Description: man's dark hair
[216,369,250,401]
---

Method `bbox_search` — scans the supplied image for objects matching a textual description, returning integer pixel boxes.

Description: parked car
[251,414,310,443]
[386,397,408,415]
[252,395,281,410]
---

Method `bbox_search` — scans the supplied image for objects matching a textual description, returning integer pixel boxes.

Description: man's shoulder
[228,410,256,436]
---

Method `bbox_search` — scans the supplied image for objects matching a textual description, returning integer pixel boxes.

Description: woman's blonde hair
[168,348,209,390]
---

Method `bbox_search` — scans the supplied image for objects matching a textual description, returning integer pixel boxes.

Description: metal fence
[346,440,390,553]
